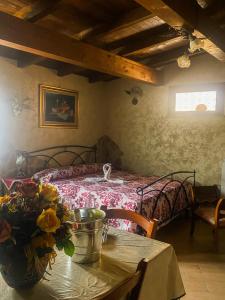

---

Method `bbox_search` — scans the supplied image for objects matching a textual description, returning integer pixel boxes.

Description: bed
[15,145,195,231]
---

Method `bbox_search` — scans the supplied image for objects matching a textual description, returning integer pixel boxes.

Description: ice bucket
[71,208,106,264]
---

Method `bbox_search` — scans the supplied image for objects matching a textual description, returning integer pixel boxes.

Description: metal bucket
[71,208,106,264]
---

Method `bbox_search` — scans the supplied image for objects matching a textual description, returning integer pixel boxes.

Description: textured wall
[1,54,225,185]
[105,55,225,186]
[0,57,106,176]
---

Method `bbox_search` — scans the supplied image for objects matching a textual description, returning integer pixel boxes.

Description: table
[0,228,185,300]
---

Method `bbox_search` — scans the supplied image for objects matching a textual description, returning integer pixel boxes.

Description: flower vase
[0,245,47,289]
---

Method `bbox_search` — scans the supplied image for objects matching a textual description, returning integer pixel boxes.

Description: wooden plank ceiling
[0,0,223,83]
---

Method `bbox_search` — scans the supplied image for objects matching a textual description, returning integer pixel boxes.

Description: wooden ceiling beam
[58,66,116,82]
[90,46,205,83]
[0,12,160,84]
[135,0,196,29]
[142,46,188,66]
[57,65,76,77]
[38,3,109,41]
[17,53,44,68]
[125,36,187,59]
[88,72,117,83]
[59,26,180,76]
[105,24,173,52]
[205,0,225,17]
[14,0,61,22]
[13,1,61,66]
[85,7,165,46]
[142,46,204,67]
[57,65,86,77]
[64,0,116,24]
[105,25,185,58]
[135,0,225,61]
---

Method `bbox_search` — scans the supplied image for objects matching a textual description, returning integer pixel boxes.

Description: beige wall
[0,57,106,176]
[1,54,225,185]
[105,55,225,186]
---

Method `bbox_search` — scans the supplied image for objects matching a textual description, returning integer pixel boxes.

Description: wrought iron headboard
[16,145,97,178]
[136,170,196,226]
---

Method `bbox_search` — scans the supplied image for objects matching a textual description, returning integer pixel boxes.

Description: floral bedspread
[34,164,192,231]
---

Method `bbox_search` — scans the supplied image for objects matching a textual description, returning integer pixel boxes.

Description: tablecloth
[0,228,185,300]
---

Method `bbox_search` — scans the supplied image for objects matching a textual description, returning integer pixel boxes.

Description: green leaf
[56,241,64,251]
[63,239,75,257]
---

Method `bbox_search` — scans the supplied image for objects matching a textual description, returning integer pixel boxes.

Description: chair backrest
[215,198,225,227]
[101,205,158,238]
[193,185,220,205]
[100,258,148,300]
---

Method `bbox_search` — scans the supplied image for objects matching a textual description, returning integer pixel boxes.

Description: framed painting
[39,85,79,128]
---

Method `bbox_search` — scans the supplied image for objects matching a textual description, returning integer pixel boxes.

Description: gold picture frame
[39,85,79,128]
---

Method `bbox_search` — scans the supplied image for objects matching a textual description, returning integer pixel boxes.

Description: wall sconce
[125,86,143,105]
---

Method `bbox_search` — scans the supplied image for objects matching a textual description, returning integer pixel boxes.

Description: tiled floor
[157,217,225,300]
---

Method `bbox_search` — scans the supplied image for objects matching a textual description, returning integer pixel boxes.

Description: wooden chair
[190,185,225,241]
[101,205,158,238]
[100,258,148,300]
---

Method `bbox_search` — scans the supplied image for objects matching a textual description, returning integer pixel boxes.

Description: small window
[175,91,217,112]
[169,84,225,116]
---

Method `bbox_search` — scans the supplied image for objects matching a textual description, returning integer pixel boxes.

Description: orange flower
[19,181,39,198]
[0,195,10,205]
[37,208,61,233]
[62,205,71,222]
[31,233,55,249]
[39,184,59,202]
[0,219,11,243]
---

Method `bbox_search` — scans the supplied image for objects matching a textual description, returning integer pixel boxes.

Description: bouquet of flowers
[0,180,74,287]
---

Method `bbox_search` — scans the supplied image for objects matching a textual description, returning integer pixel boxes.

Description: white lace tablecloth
[0,228,185,300]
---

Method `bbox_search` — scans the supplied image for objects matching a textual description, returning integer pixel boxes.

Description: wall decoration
[39,85,79,128]
[125,86,143,105]
[11,96,33,116]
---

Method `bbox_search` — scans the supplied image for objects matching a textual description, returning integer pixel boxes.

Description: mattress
[34,164,192,231]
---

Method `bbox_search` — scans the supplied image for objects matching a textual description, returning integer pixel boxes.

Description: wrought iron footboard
[136,171,196,226]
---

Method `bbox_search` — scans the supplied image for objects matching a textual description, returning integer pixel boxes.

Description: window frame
[169,83,225,117]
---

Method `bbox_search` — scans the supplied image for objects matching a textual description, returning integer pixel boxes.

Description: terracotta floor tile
[183,291,213,300]
[205,281,225,293]
[157,217,225,300]
[201,271,225,282]
[211,294,225,300]
[182,279,208,293]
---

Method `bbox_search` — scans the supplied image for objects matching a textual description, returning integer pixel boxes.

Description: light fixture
[189,36,204,53]
[196,0,212,9]
[176,30,205,68]
[177,54,191,68]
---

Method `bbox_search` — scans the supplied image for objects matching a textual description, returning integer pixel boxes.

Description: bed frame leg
[184,208,189,219]
[190,213,196,236]
[212,228,219,251]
